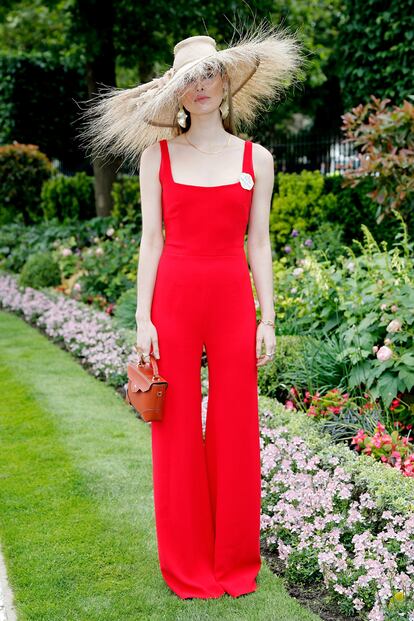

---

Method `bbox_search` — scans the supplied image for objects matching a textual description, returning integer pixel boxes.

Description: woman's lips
[195,96,210,101]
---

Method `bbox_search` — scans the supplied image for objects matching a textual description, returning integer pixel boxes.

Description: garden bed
[1,271,413,620]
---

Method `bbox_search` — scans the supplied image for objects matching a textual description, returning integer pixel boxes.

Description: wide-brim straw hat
[75,19,306,172]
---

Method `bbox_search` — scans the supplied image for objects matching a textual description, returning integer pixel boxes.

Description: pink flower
[386,319,402,333]
[376,345,393,362]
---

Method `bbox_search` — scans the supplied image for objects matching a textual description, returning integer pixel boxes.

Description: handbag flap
[127,362,154,392]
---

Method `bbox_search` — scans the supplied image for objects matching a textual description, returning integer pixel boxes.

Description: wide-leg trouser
[150,249,262,599]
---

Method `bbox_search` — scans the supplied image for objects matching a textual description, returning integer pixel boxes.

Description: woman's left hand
[256,322,276,367]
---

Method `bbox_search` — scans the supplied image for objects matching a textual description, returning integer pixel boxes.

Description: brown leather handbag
[125,350,168,422]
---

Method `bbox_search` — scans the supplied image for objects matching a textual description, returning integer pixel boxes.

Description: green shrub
[324,174,414,249]
[113,286,137,330]
[0,143,52,224]
[270,168,412,260]
[111,175,141,225]
[270,170,337,252]
[258,335,304,400]
[342,96,414,222]
[0,217,126,274]
[78,226,138,304]
[285,548,322,586]
[40,172,95,222]
[280,220,347,264]
[19,251,61,288]
[274,333,354,397]
[275,212,414,407]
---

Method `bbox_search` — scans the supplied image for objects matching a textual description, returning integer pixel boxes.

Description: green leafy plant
[0,142,52,224]
[78,226,138,305]
[275,211,414,407]
[341,95,414,223]
[270,169,337,252]
[40,172,95,222]
[111,175,141,225]
[351,421,414,477]
[113,286,137,330]
[19,251,61,288]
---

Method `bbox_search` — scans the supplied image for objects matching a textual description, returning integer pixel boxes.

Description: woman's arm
[135,142,164,360]
[246,143,276,365]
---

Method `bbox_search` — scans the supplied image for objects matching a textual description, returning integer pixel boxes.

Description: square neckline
[164,139,248,189]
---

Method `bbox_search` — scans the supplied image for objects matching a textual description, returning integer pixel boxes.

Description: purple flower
[304,238,313,247]
[291,229,299,237]
[283,245,292,254]
[0,273,135,384]
[259,420,414,619]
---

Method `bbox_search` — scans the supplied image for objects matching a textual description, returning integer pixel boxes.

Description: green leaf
[377,373,399,408]
[397,368,414,391]
[399,353,414,367]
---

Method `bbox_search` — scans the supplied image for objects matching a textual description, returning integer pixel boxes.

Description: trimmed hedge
[0,143,52,225]
[41,172,95,222]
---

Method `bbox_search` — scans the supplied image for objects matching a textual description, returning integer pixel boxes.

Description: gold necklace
[184,132,232,154]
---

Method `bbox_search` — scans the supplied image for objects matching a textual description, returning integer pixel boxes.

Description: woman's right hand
[136,318,160,361]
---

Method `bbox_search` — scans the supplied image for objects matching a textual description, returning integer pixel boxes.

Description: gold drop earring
[177,104,188,128]
[219,88,229,119]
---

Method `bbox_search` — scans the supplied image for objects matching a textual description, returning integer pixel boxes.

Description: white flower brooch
[239,172,254,190]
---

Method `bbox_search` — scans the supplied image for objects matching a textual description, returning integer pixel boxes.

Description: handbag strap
[134,346,160,378]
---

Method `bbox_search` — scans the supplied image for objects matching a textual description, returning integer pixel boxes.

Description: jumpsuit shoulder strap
[159,139,173,184]
[241,140,255,181]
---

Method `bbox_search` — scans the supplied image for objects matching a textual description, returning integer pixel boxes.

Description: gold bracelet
[258,318,275,327]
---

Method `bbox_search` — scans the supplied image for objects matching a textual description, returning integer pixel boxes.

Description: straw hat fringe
[75,20,307,173]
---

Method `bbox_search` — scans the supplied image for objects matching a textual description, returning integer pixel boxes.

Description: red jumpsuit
[150,138,261,599]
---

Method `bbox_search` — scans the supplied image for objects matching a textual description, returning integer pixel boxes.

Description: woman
[76,23,304,600]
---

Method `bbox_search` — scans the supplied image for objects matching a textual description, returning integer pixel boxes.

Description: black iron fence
[267,130,361,175]
[52,130,361,177]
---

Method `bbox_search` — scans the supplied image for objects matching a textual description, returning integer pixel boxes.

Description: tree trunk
[82,0,122,217]
[92,155,119,217]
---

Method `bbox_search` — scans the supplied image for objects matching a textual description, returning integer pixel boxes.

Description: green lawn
[0,310,322,621]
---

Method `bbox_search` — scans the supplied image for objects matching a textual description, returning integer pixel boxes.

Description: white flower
[106,227,115,236]
[346,261,355,271]
[61,248,72,257]
[380,303,387,311]
[293,267,304,277]
[387,319,402,333]
[391,304,398,312]
[376,345,393,362]
[95,247,104,256]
